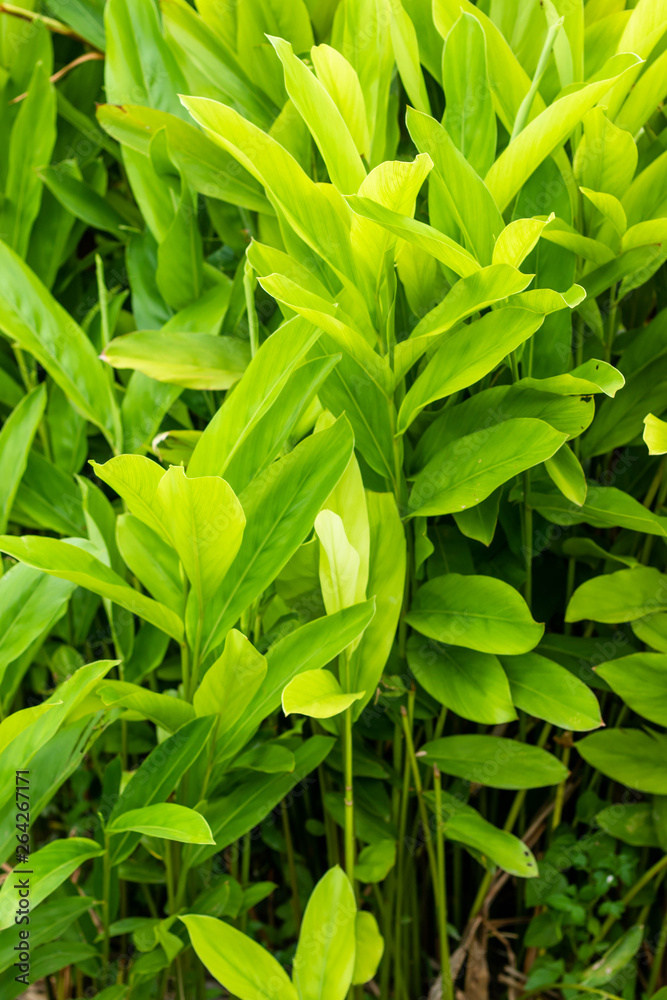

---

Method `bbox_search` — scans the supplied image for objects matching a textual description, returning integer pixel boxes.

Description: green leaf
[293,867,356,1000]
[393,265,534,380]
[315,510,361,615]
[197,736,335,860]
[0,535,183,641]
[97,104,269,212]
[92,455,167,541]
[408,419,567,516]
[38,161,127,236]
[521,359,624,396]
[595,802,660,848]
[0,838,104,931]
[0,242,121,450]
[408,637,516,724]
[189,317,320,479]
[424,791,538,877]
[282,669,364,719]
[109,715,217,864]
[98,681,195,733]
[485,54,642,211]
[580,925,643,988]
[216,602,375,762]
[103,331,249,389]
[0,61,56,256]
[354,840,396,883]
[406,574,543,654]
[116,515,182,613]
[566,567,667,624]
[156,465,245,609]
[200,416,354,656]
[530,484,667,537]
[493,217,550,268]
[268,36,365,195]
[596,653,667,727]
[398,310,548,432]
[107,804,215,844]
[577,729,667,795]
[310,44,369,157]
[0,384,46,534]
[389,0,431,114]
[442,11,496,176]
[500,652,603,731]
[352,911,384,986]
[633,613,667,653]
[193,629,267,732]
[181,914,297,1000]
[644,413,667,455]
[345,194,480,278]
[419,735,568,789]
[407,106,503,265]
[544,444,587,506]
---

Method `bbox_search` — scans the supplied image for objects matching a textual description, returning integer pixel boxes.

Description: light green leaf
[107,804,214,844]
[580,926,643,988]
[268,36,365,195]
[419,735,568,789]
[98,682,195,733]
[643,414,667,455]
[595,802,660,848]
[189,317,320,479]
[155,465,245,606]
[389,0,431,114]
[345,195,480,278]
[0,535,183,641]
[0,839,104,932]
[354,840,396,883]
[352,911,384,986]
[293,867,356,1000]
[566,567,667,624]
[633,614,667,653]
[406,574,543,654]
[580,187,627,236]
[193,629,267,732]
[485,54,642,211]
[0,243,121,450]
[596,653,667,727]
[408,419,567,515]
[393,265,534,380]
[407,107,503,265]
[315,510,361,615]
[577,729,667,795]
[493,217,549,268]
[310,44,369,157]
[103,332,249,390]
[0,384,46,534]
[181,914,297,1000]
[282,669,364,719]
[116,515,182,613]
[398,310,546,432]
[200,416,354,656]
[500,652,603,731]
[408,637,516,724]
[442,11,496,176]
[544,443,587,506]
[521,358,624,396]
[92,455,167,541]
[424,791,538,877]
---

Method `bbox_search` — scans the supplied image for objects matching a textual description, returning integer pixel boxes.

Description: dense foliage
[0,1,667,998]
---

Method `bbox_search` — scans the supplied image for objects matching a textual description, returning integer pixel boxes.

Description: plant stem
[400,706,450,998]
[343,703,356,883]
[102,830,111,966]
[648,897,667,995]
[434,766,452,1000]
[244,257,259,357]
[551,737,571,831]
[282,803,301,931]
[511,12,563,139]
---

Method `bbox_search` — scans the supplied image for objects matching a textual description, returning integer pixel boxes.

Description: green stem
[343,702,356,883]
[244,257,259,358]
[102,829,111,965]
[393,696,414,1000]
[524,471,533,609]
[240,832,252,933]
[551,738,571,831]
[400,707,446,994]
[434,766,453,1000]
[511,12,564,139]
[648,897,667,995]
[282,803,301,932]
